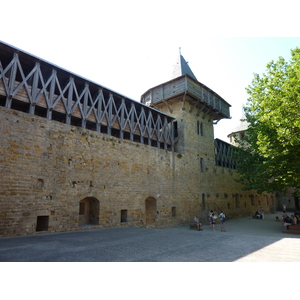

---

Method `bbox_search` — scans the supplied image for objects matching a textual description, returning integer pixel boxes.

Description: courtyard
[0,212,299,262]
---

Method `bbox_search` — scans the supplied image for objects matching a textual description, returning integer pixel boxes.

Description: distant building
[228,115,299,212]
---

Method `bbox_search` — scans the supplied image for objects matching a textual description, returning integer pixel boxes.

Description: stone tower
[141,53,231,157]
[141,54,233,220]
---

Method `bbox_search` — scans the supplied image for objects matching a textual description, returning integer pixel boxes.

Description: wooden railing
[0,42,178,151]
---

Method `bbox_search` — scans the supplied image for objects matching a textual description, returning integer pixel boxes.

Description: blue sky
[1,1,299,141]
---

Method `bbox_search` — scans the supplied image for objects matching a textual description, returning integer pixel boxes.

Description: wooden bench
[282,224,300,234]
[190,224,197,230]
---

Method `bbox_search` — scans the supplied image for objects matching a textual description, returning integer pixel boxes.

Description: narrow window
[173,121,178,138]
[227,203,231,209]
[121,210,127,223]
[200,158,204,173]
[197,121,203,136]
[172,207,176,217]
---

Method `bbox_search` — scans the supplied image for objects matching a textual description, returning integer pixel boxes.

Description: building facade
[0,42,274,237]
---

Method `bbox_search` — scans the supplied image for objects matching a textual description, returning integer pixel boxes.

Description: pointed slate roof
[231,115,250,133]
[171,53,198,81]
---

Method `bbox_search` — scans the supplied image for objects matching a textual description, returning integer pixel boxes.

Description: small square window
[36,216,49,232]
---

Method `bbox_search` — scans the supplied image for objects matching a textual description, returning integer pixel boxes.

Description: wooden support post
[6,52,18,109]
[29,62,40,115]
[66,77,74,125]
[47,70,56,119]
[130,102,134,142]
[119,98,125,139]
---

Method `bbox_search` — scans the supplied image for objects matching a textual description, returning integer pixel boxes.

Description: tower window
[200,158,204,173]
[197,121,203,136]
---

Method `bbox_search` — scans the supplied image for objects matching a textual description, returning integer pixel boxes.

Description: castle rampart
[0,43,275,237]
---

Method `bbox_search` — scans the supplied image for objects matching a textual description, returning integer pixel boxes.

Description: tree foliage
[234,47,300,195]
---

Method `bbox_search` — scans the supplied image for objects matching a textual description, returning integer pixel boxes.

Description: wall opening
[197,121,203,136]
[121,210,128,223]
[36,216,49,232]
[145,197,157,226]
[172,207,176,217]
[79,202,85,215]
[200,158,204,173]
[78,197,100,226]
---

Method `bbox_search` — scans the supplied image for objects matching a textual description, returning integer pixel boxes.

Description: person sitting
[194,216,203,231]
[294,212,300,224]
[291,215,297,225]
[254,210,262,219]
[283,214,293,230]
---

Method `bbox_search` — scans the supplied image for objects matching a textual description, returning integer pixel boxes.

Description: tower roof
[230,115,250,134]
[171,53,198,81]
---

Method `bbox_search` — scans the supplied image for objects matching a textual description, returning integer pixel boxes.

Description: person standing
[219,211,226,232]
[210,213,216,231]
[208,210,214,230]
[260,207,265,220]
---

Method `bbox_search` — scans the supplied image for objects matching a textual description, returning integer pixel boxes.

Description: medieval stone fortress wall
[0,42,274,237]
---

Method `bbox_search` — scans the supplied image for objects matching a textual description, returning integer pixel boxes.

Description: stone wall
[276,188,299,212]
[0,106,274,237]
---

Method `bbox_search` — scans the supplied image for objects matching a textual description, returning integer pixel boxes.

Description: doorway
[145,197,157,227]
[78,197,100,226]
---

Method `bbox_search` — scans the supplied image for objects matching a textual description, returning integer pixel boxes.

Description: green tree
[235,47,300,195]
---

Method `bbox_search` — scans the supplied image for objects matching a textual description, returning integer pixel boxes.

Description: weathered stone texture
[0,106,274,237]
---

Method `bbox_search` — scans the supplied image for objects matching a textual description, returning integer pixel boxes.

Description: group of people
[194,210,226,232]
[282,210,300,229]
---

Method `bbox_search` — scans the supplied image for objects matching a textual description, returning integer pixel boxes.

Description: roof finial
[179,47,181,55]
